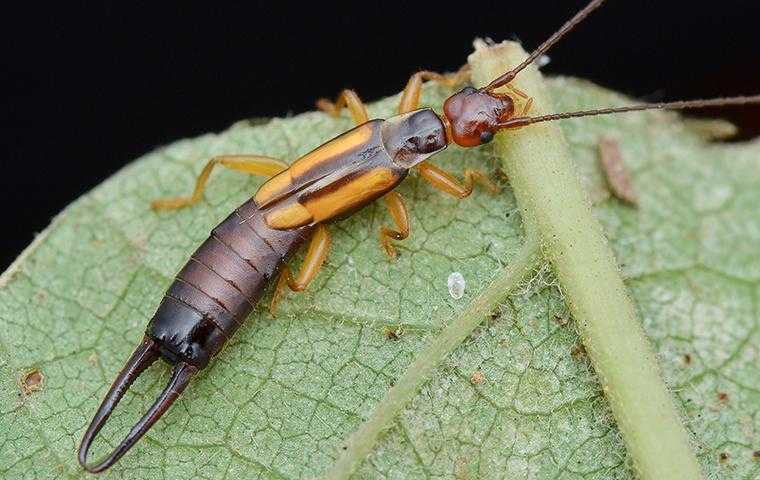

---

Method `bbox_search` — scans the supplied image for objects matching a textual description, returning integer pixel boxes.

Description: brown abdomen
[147,198,313,368]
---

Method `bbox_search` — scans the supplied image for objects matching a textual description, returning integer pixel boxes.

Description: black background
[2,1,759,269]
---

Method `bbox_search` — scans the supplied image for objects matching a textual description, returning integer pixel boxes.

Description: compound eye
[479,130,494,144]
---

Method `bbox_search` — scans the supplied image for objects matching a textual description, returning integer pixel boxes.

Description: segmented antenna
[497,96,760,129]
[483,0,607,91]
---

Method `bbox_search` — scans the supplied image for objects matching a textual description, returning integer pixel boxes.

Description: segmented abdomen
[147,198,313,367]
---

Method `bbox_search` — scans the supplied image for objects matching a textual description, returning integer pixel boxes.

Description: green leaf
[1,73,758,479]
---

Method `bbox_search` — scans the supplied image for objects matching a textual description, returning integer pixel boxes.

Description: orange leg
[152,155,288,211]
[519,96,534,116]
[397,65,470,114]
[504,84,534,116]
[379,191,410,259]
[270,225,331,314]
[316,89,369,126]
[416,161,500,199]
[400,65,501,200]
[505,83,528,99]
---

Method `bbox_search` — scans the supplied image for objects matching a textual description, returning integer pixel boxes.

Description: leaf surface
[1,79,758,479]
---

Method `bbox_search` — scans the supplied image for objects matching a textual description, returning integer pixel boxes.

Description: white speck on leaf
[447,272,465,300]
[537,55,551,68]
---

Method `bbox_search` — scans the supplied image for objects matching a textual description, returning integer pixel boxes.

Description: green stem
[470,41,702,480]
[324,237,541,480]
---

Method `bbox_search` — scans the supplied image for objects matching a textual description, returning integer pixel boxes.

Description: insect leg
[416,161,500,199]
[269,224,331,314]
[520,96,535,116]
[316,89,369,125]
[152,155,288,210]
[397,65,470,114]
[379,191,409,260]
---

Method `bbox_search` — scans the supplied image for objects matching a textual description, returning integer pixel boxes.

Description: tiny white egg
[447,272,465,300]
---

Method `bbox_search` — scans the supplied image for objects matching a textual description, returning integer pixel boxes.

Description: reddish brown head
[442,87,515,147]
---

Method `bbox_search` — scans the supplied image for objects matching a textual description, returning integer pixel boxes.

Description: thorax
[255,109,448,230]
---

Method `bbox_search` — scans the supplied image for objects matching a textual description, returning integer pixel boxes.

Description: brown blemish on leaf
[682,353,692,367]
[470,371,485,385]
[553,314,569,326]
[383,326,403,341]
[494,168,509,183]
[718,452,729,464]
[598,136,639,207]
[717,392,729,403]
[571,343,587,361]
[752,450,760,460]
[454,456,469,480]
[20,369,44,395]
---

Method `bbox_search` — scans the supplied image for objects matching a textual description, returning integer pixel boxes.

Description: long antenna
[497,95,760,129]
[483,0,606,92]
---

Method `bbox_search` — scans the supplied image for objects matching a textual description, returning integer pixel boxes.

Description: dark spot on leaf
[245,117,274,128]
[719,452,729,464]
[384,326,403,341]
[470,371,484,385]
[717,392,729,403]
[682,353,692,366]
[20,369,44,395]
[752,450,760,460]
[571,343,587,361]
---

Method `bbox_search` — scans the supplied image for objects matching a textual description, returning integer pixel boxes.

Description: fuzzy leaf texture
[1,77,758,479]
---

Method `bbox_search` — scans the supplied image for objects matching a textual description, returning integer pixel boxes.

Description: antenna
[483,0,607,91]
[497,96,760,129]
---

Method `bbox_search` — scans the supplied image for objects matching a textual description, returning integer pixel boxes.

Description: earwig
[78,0,760,472]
